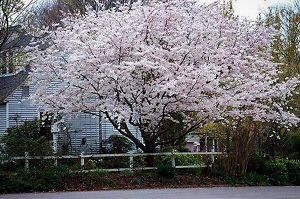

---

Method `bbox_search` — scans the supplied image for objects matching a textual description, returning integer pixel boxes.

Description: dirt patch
[63,172,228,191]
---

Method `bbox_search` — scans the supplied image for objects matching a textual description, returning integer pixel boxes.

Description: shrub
[240,172,269,185]
[0,156,18,172]
[1,120,53,156]
[133,156,146,168]
[285,160,300,185]
[121,169,134,177]
[97,157,129,169]
[156,165,176,179]
[154,155,172,167]
[176,154,202,166]
[247,152,267,174]
[264,160,288,185]
[285,130,300,159]
[84,159,98,170]
[0,166,69,193]
[106,135,133,154]
[88,169,109,178]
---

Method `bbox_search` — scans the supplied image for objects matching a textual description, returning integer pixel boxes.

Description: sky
[198,0,293,20]
[23,0,294,20]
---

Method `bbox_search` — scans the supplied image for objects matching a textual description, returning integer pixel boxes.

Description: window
[22,86,30,98]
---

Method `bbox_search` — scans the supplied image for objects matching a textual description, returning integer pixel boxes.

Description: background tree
[0,0,24,51]
[260,0,300,159]
[23,0,139,30]
[28,0,300,166]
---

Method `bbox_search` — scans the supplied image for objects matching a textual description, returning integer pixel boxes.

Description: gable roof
[0,67,29,103]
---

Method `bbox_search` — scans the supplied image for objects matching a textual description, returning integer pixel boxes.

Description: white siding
[61,112,101,154]
[0,104,6,135]
[6,81,39,127]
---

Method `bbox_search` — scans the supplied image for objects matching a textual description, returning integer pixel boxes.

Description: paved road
[1,187,300,199]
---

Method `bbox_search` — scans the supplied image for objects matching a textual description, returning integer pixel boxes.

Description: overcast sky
[198,0,293,20]
[23,0,294,20]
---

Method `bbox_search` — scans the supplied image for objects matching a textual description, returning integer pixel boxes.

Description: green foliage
[0,156,17,172]
[247,152,267,174]
[213,170,269,186]
[1,120,53,156]
[133,156,146,168]
[83,159,98,170]
[240,172,269,186]
[87,169,109,178]
[154,155,172,167]
[121,169,134,177]
[175,154,202,166]
[156,165,176,179]
[98,157,130,169]
[0,165,69,193]
[158,113,187,148]
[284,160,300,185]
[264,160,289,185]
[177,147,191,152]
[107,135,133,154]
[285,130,300,158]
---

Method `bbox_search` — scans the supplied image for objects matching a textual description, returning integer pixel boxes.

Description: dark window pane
[22,86,30,97]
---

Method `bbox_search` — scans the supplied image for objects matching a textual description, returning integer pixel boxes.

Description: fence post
[80,152,85,167]
[211,139,215,164]
[129,152,134,171]
[54,157,58,167]
[171,149,176,168]
[24,152,29,171]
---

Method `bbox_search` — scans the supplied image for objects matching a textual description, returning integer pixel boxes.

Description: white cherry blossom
[28,0,299,153]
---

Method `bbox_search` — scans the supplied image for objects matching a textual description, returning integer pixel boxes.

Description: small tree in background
[0,0,24,51]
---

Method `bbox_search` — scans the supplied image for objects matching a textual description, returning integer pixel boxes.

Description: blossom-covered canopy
[28,0,299,152]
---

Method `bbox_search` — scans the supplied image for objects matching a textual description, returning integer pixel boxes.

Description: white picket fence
[2,151,223,172]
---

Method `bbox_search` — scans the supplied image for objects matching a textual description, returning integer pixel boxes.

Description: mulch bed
[63,172,229,191]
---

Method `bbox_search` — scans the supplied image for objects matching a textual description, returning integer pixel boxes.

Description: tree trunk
[223,119,261,176]
[144,140,156,167]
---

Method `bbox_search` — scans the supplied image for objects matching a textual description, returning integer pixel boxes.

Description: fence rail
[1,151,223,172]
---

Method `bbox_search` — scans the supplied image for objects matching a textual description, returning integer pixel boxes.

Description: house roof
[0,66,29,103]
[2,34,32,51]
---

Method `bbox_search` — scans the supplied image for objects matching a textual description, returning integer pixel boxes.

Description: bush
[0,166,69,193]
[106,135,133,154]
[1,120,53,156]
[97,157,130,169]
[240,172,269,185]
[154,155,172,167]
[176,154,202,166]
[285,160,300,185]
[156,165,176,179]
[247,152,267,174]
[264,160,288,185]
[0,156,18,172]
[285,130,300,159]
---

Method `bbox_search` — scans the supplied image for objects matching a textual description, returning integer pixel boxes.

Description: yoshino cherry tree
[28,0,299,162]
